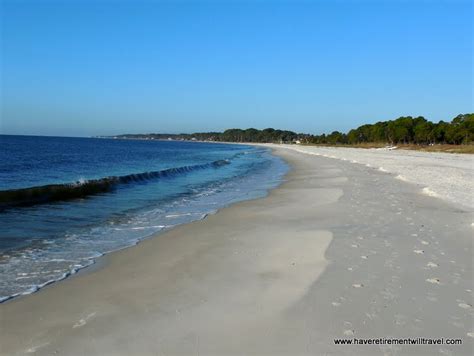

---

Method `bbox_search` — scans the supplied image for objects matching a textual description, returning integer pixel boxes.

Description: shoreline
[0,143,287,304]
[1,147,336,354]
[267,144,474,210]
[1,147,472,355]
[0,145,288,305]
[0,211,216,305]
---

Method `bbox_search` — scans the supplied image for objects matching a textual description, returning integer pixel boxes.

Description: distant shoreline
[96,113,474,148]
[98,134,474,154]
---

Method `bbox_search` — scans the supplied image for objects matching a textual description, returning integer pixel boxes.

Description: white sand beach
[275,144,474,210]
[1,147,472,355]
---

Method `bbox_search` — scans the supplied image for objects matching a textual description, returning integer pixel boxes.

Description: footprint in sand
[420,240,429,245]
[352,283,364,288]
[427,262,438,268]
[458,303,472,310]
[361,255,368,260]
[332,301,342,307]
[426,278,441,285]
[414,250,424,255]
[439,348,454,356]
[26,343,50,354]
[351,244,359,248]
[394,314,407,326]
[73,312,96,329]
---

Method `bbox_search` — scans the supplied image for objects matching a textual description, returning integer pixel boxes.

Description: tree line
[313,113,473,145]
[114,113,473,145]
[114,128,300,143]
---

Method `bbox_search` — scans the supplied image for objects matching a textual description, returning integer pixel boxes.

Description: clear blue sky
[1,0,472,137]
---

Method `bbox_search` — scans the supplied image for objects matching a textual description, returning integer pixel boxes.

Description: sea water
[0,135,288,301]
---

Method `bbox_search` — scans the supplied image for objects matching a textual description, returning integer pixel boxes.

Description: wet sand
[1,147,472,355]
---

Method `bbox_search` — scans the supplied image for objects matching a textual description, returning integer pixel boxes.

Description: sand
[276,144,474,209]
[1,147,472,355]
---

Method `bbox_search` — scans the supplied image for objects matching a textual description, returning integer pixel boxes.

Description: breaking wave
[0,160,230,209]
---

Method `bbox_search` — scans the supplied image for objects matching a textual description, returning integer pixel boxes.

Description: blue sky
[1,0,472,136]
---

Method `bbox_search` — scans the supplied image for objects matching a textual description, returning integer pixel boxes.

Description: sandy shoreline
[274,144,474,210]
[1,147,473,355]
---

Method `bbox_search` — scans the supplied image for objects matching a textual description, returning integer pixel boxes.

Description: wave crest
[0,160,230,209]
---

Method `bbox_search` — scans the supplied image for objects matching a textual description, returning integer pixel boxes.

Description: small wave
[0,160,230,209]
[165,213,193,218]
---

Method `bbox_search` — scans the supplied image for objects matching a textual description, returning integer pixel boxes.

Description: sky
[1,0,472,137]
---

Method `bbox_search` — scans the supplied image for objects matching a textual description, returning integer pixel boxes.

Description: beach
[276,144,474,210]
[1,146,473,355]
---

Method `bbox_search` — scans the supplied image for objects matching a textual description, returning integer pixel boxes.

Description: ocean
[0,135,288,302]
